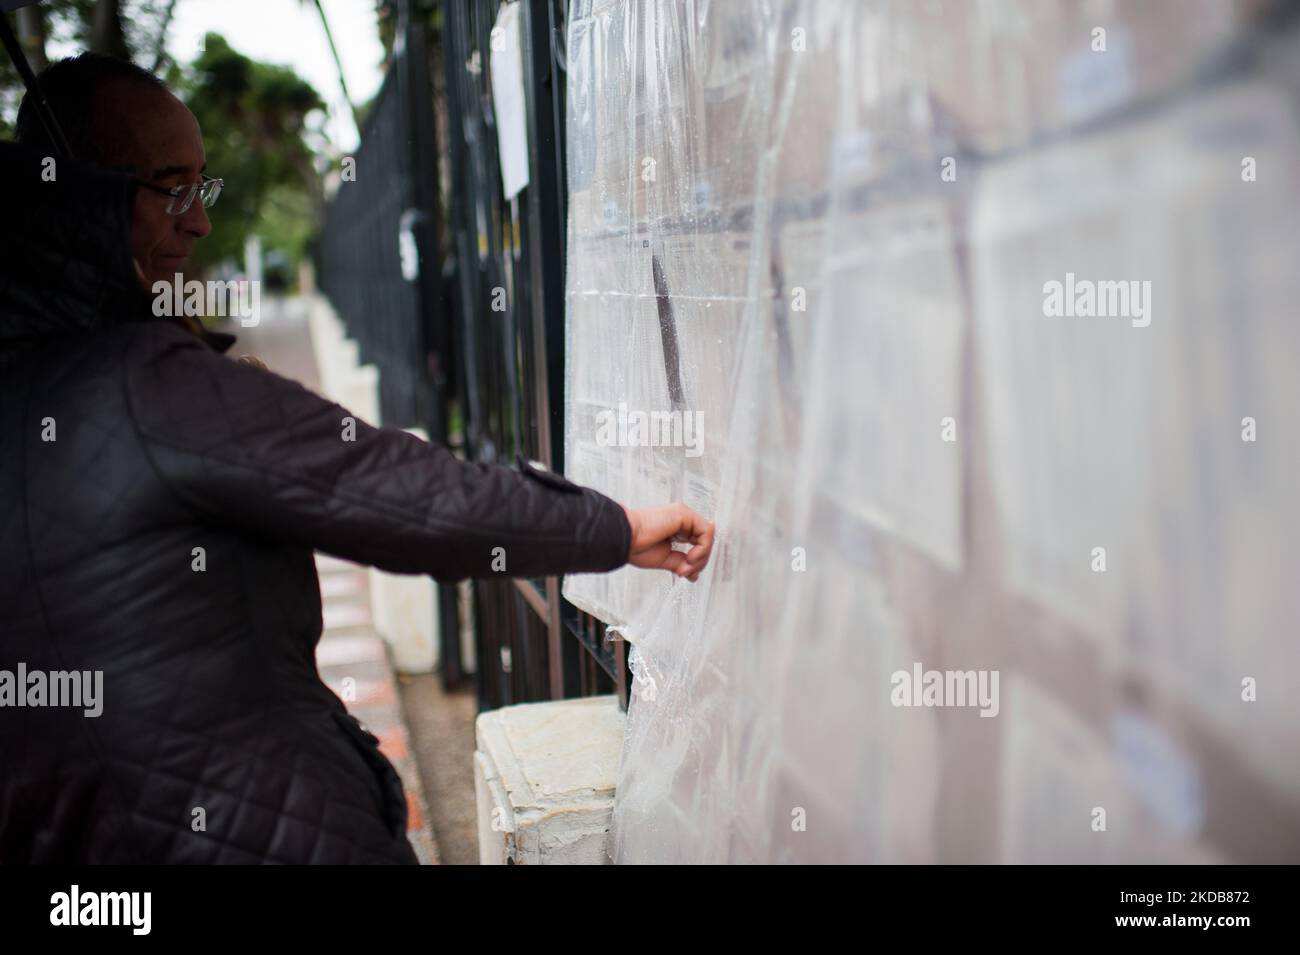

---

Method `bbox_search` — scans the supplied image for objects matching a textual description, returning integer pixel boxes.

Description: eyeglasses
[135,175,223,216]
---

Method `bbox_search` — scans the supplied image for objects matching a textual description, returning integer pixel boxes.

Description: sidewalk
[216,296,439,864]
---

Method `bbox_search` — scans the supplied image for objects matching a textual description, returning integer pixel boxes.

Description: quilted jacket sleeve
[122,323,631,580]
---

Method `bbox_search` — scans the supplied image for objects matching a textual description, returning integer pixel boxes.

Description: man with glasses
[14,53,217,291]
[0,53,714,864]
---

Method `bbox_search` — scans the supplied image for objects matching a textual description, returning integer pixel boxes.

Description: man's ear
[132,256,147,289]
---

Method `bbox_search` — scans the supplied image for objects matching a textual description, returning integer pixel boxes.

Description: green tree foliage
[170,33,325,274]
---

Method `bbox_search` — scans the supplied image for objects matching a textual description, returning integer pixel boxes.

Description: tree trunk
[15,4,48,73]
[90,0,131,60]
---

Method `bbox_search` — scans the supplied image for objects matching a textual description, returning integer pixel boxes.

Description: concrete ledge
[474,696,625,864]
[368,558,439,674]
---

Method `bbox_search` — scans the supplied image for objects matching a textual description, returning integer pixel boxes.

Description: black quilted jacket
[0,142,631,863]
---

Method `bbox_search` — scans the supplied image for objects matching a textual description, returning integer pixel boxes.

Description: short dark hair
[14,52,167,163]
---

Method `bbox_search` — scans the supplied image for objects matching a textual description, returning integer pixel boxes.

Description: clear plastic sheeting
[561,0,1300,863]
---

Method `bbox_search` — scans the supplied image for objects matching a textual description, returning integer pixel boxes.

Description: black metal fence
[441,0,630,711]
[317,0,631,711]
[316,7,445,436]
[315,1,464,682]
